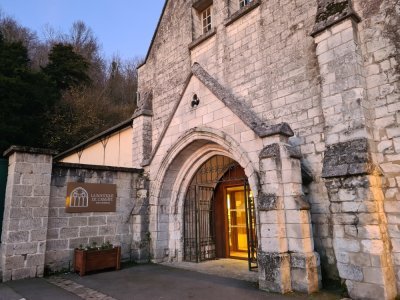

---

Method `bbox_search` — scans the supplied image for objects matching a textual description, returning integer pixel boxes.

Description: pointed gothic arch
[149,127,260,262]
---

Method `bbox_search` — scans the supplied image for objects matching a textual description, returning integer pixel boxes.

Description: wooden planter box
[74,246,121,276]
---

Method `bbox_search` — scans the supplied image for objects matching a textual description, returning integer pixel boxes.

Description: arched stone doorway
[149,128,260,265]
[149,127,320,294]
[183,155,257,270]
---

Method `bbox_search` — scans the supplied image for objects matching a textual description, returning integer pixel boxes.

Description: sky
[0,0,165,60]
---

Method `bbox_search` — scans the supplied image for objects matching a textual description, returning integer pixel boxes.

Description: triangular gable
[142,63,293,166]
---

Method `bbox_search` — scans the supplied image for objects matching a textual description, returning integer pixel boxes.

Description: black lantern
[191,94,200,108]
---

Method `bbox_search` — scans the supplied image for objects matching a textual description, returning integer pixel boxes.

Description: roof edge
[4,146,58,158]
[137,0,169,69]
[55,117,133,161]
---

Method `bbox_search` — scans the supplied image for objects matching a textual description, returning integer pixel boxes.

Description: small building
[56,118,134,168]
[1,1,399,299]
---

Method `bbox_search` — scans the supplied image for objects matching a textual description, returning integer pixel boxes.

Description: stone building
[0,0,399,299]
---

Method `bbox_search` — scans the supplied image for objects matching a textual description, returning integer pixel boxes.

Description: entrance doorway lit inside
[226,186,251,259]
[183,155,257,270]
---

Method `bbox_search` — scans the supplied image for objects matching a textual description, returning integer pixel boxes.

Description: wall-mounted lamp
[191,94,200,108]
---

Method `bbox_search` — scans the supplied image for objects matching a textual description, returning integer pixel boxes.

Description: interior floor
[229,251,248,259]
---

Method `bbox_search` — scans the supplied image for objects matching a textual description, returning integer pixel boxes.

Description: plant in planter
[74,241,121,276]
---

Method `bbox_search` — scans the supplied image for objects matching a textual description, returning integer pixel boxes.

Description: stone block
[26,254,45,268]
[349,252,371,267]
[288,237,313,253]
[361,240,384,254]
[69,216,88,227]
[32,207,49,218]
[7,231,29,243]
[259,210,283,224]
[20,196,45,207]
[260,237,288,253]
[46,239,68,250]
[30,229,47,242]
[332,213,358,225]
[13,185,33,197]
[336,251,349,263]
[68,237,89,249]
[363,267,385,285]
[48,218,68,229]
[33,185,50,197]
[286,223,312,238]
[99,225,116,236]
[79,226,99,237]
[333,238,360,252]
[11,268,32,280]
[47,229,59,240]
[258,252,291,293]
[10,207,32,219]
[346,280,388,300]
[88,216,107,226]
[60,227,79,239]
[257,193,279,211]
[285,210,310,224]
[290,252,321,293]
[5,255,25,269]
[44,250,72,265]
[337,263,363,281]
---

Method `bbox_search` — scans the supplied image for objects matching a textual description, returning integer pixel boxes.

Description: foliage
[77,241,114,251]
[0,34,58,154]
[43,43,91,90]
[0,13,140,155]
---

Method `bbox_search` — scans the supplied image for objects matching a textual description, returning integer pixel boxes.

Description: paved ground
[0,264,342,300]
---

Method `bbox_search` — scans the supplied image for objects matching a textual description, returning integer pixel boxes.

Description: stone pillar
[131,175,150,263]
[132,91,153,168]
[1,146,55,281]
[312,1,397,299]
[322,139,397,300]
[258,134,321,294]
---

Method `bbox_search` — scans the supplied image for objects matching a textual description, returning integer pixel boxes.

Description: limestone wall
[45,163,141,273]
[138,0,334,280]
[1,147,55,281]
[354,0,400,291]
[134,0,400,297]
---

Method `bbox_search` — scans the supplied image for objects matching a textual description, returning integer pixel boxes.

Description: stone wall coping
[310,0,361,37]
[3,145,58,157]
[53,162,143,174]
[132,109,153,118]
[188,28,217,51]
[321,138,378,178]
[191,63,294,138]
[225,0,261,27]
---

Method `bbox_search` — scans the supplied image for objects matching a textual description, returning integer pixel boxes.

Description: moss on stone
[316,1,349,22]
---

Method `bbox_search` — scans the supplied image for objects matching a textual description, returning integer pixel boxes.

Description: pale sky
[0,0,165,60]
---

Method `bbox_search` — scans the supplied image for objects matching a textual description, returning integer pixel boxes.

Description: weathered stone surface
[337,262,363,281]
[258,252,291,293]
[290,252,321,293]
[259,144,280,159]
[311,0,361,37]
[322,139,373,178]
[257,193,278,211]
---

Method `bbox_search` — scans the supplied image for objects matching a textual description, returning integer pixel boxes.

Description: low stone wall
[0,147,143,281]
[45,162,142,273]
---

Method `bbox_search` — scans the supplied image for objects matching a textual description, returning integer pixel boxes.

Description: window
[239,0,253,8]
[202,6,212,34]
